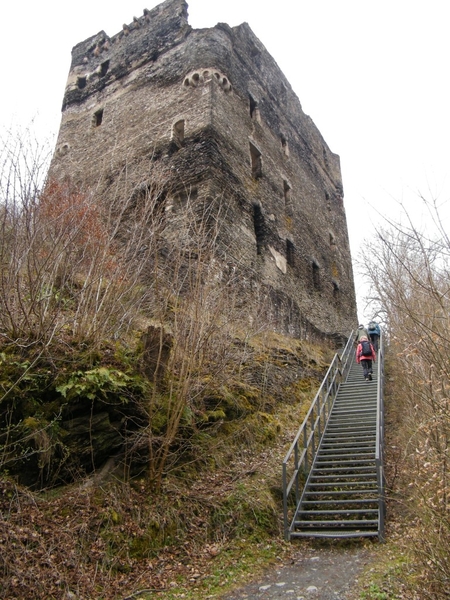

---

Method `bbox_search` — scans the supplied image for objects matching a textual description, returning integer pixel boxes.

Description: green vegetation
[3,129,449,600]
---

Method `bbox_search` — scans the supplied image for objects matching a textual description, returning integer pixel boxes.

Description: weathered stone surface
[49,0,357,341]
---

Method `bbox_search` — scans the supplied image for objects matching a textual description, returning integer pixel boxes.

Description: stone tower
[49,0,357,341]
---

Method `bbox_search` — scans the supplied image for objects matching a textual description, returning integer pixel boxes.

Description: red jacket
[356,341,376,363]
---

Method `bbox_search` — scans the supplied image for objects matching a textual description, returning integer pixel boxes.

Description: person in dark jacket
[356,336,376,381]
[367,321,381,352]
[355,324,371,346]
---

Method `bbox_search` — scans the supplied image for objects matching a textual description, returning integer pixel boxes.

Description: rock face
[49,0,357,341]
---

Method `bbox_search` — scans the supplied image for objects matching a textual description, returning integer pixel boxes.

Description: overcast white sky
[1,0,449,321]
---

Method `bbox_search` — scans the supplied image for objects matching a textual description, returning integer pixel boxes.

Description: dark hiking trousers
[360,359,373,379]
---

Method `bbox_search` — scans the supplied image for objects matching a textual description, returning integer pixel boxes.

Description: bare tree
[0,128,272,488]
[127,191,266,489]
[0,133,170,351]
[362,196,450,597]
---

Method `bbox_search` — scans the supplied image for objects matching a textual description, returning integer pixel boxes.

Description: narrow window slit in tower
[281,135,289,157]
[253,204,265,255]
[100,60,110,77]
[333,281,340,304]
[172,119,185,147]
[283,180,292,211]
[329,232,336,251]
[286,239,295,267]
[249,94,261,123]
[249,95,257,118]
[250,142,262,179]
[93,108,104,127]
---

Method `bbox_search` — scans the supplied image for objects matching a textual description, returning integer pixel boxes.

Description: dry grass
[0,361,321,600]
[359,198,450,599]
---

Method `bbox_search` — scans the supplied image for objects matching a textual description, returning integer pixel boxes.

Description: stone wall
[49,0,357,341]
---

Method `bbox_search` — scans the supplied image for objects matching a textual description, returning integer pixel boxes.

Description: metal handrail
[282,331,355,540]
[375,333,386,541]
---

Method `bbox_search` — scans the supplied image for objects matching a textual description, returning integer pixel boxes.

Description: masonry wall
[49,0,357,341]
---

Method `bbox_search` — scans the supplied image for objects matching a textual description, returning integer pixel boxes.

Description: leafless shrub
[128,191,272,489]
[0,132,172,350]
[0,128,275,488]
[363,196,450,598]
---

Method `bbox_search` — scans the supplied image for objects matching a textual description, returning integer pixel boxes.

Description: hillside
[1,334,334,599]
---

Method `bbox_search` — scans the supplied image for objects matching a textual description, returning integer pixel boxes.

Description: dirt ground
[219,542,377,600]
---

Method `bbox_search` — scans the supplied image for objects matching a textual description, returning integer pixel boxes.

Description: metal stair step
[329,413,377,420]
[320,440,376,445]
[316,450,375,465]
[324,425,376,432]
[312,474,377,480]
[314,461,377,466]
[325,425,376,432]
[312,467,377,472]
[317,455,375,461]
[302,498,378,504]
[336,388,377,393]
[330,413,377,419]
[321,437,376,444]
[328,419,376,425]
[304,489,378,496]
[294,519,379,527]
[327,416,377,422]
[327,423,377,428]
[314,466,376,472]
[290,530,379,539]
[298,510,379,518]
[332,404,377,410]
[318,446,376,453]
[319,449,376,455]
[309,479,377,486]
[321,436,376,443]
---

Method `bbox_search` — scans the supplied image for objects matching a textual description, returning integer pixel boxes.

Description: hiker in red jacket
[356,336,376,381]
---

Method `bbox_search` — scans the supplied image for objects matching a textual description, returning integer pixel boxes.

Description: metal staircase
[282,332,385,541]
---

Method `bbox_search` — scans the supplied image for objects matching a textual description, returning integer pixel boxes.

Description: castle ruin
[49,0,357,341]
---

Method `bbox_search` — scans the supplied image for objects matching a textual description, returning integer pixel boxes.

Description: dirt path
[219,543,376,600]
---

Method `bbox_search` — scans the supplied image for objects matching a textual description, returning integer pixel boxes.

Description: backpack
[360,340,372,357]
[368,321,377,332]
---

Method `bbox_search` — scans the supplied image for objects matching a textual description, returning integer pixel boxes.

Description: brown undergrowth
[0,338,331,600]
[0,412,301,599]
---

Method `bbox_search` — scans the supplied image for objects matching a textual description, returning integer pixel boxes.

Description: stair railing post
[282,461,288,540]
[317,386,322,440]
[330,359,337,414]
[376,332,386,542]
[303,425,308,473]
